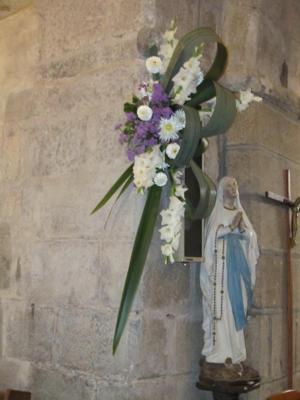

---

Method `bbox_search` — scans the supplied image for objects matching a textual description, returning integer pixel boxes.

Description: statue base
[196,359,260,400]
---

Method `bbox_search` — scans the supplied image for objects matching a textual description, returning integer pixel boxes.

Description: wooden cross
[265,169,297,389]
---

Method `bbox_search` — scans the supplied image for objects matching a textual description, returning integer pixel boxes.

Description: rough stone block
[0,7,39,120]
[31,368,96,400]
[17,169,142,242]
[270,313,288,380]
[226,146,300,197]
[5,62,142,123]
[2,299,55,363]
[154,0,199,36]
[1,121,24,181]
[96,381,129,400]
[174,318,203,374]
[227,103,300,164]
[253,250,286,309]
[19,240,100,306]
[23,116,89,177]
[36,0,145,64]
[100,240,137,309]
[293,259,300,308]
[52,306,129,376]
[129,376,177,400]
[127,316,169,379]
[245,314,271,381]
[295,311,300,371]
[0,223,11,289]
[39,33,139,80]
[0,358,33,392]
[141,243,191,313]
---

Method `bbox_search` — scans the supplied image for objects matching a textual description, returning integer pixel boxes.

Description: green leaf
[124,103,137,113]
[104,174,134,228]
[161,28,227,94]
[170,105,201,168]
[188,160,216,219]
[91,164,133,214]
[200,82,237,138]
[113,185,162,354]
[186,80,216,107]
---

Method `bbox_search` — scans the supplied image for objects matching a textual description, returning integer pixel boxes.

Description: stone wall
[0,1,299,400]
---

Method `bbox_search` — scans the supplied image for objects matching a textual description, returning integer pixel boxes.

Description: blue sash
[226,233,252,331]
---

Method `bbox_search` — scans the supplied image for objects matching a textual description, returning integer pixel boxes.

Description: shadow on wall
[0,0,32,20]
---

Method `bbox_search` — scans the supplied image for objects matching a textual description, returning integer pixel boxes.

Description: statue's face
[223,178,238,200]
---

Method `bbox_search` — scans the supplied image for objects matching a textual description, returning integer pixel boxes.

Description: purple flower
[119,133,129,144]
[127,149,135,161]
[160,107,173,118]
[126,112,137,122]
[115,123,122,130]
[151,83,169,104]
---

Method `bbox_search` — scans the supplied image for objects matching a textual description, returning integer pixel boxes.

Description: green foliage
[113,185,162,354]
[161,27,227,94]
[91,164,133,215]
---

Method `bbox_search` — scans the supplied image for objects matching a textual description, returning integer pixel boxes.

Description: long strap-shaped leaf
[189,160,216,220]
[171,105,201,168]
[104,174,134,228]
[113,185,162,354]
[91,164,133,214]
[161,28,227,94]
[200,82,237,138]
[187,79,215,107]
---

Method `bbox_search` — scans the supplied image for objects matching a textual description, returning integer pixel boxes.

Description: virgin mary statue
[200,176,259,366]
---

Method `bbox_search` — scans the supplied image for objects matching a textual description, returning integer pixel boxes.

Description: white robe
[200,179,259,364]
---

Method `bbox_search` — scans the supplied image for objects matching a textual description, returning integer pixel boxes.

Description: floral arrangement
[92,22,261,353]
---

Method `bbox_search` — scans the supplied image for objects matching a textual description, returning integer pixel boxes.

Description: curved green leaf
[200,82,237,138]
[186,80,216,107]
[113,185,162,354]
[91,164,133,214]
[161,28,227,94]
[170,105,201,168]
[188,160,216,220]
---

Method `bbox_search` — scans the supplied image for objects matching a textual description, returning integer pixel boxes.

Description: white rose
[146,56,163,74]
[154,172,168,187]
[137,105,153,121]
[166,143,180,159]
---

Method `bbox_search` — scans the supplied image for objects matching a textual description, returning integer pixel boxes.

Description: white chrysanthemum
[236,88,262,112]
[159,117,179,142]
[173,109,186,130]
[137,105,153,121]
[146,56,162,74]
[154,172,168,187]
[166,143,180,160]
[133,145,165,190]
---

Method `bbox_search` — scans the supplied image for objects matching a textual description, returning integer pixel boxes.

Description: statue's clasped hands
[230,212,246,233]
